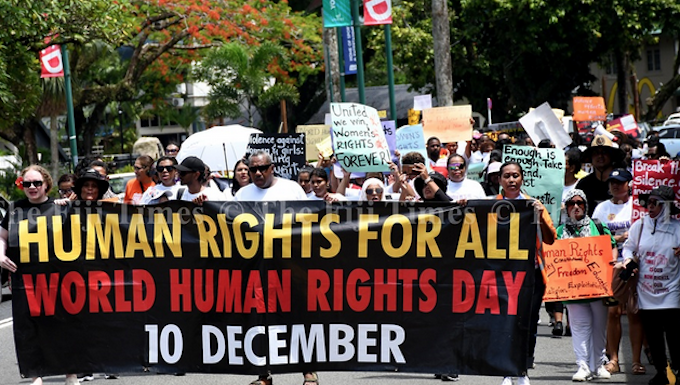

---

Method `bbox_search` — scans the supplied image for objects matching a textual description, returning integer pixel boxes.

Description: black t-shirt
[1,197,55,230]
[575,174,610,216]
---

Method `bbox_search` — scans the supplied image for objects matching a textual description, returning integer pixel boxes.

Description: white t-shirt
[234,178,308,201]
[592,199,632,254]
[307,193,347,201]
[446,178,486,200]
[469,151,490,166]
[140,183,180,204]
[179,186,225,202]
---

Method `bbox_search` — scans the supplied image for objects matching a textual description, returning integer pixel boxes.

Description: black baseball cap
[176,156,206,173]
[606,168,632,183]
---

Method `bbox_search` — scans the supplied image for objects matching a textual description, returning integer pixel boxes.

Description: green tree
[195,41,300,130]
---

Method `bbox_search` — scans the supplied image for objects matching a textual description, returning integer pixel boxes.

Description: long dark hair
[232,158,251,195]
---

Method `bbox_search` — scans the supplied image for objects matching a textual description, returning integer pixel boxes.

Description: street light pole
[118,106,124,154]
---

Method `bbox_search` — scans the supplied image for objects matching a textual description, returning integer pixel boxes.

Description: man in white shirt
[176,156,224,203]
[234,151,307,201]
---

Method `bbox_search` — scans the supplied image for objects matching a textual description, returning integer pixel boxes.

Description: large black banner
[8,200,537,378]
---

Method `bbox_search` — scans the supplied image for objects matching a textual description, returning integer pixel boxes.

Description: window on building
[647,48,661,71]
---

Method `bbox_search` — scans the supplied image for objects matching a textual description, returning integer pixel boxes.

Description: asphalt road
[0,285,671,385]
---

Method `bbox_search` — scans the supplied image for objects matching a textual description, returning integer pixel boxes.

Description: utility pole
[432,0,453,107]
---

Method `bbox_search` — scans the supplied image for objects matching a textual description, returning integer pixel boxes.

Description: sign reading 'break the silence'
[330,103,391,172]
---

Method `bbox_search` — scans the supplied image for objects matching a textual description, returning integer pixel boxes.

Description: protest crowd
[1,103,680,385]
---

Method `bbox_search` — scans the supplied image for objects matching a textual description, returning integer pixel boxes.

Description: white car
[107,172,136,201]
[654,125,680,157]
[663,113,680,126]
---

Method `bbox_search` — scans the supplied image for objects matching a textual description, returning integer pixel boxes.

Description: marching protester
[140,156,180,204]
[308,167,347,202]
[0,165,79,385]
[175,156,224,203]
[412,163,451,202]
[496,161,556,385]
[88,160,119,199]
[297,166,314,197]
[361,177,387,201]
[622,186,680,385]
[165,141,180,157]
[124,155,155,205]
[57,173,77,199]
[231,158,252,196]
[445,154,486,201]
[480,161,501,197]
[576,135,625,216]
[426,136,448,174]
[558,189,617,381]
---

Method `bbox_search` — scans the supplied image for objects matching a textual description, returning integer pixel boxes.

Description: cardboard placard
[246,133,306,180]
[296,125,331,161]
[316,136,334,159]
[543,235,614,301]
[631,160,680,222]
[382,120,398,163]
[502,145,565,225]
[519,102,571,149]
[396,124,427,166]
[607,114,640,139]
[330,103,391,172]
[421,105,473,143]
[413,94,432,111]
[573,96,607,122]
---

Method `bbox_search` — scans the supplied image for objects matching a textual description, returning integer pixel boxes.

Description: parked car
[663,113,680,126]
[108,172,136,200]
[653,124,680,157]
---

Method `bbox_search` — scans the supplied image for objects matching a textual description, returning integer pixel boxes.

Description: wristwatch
[423,177,433,184]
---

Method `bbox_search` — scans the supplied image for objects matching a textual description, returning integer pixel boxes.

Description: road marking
[0,317,13,329]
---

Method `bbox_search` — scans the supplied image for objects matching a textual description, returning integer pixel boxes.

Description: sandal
[303,372,318,385]
[632,362,646,375]
[604,359,620,374]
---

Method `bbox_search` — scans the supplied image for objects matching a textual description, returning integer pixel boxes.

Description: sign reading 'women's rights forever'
[330,103,391,172]
[502,145,565,225]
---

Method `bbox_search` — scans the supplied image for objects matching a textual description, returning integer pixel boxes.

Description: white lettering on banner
[201,323,406,365]
[365,0,392,21]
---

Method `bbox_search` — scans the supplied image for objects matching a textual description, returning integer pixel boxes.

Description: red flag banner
[40,44,64,78]
[364,0,392,25]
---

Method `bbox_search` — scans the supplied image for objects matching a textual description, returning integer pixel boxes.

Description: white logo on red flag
[40,45,64,78]
[364,0,392,25]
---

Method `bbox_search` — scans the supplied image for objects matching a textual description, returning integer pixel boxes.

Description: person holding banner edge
[0,165,79,385]
[496,161,556,385]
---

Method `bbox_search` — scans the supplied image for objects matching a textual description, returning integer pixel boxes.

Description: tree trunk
[323,27,341,103]
[50,114,59,181]
[432,0,453,107]
[615,50,628,115]
[23,120,38,165]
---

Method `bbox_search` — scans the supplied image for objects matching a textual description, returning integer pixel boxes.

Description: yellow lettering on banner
[195,214,220,257]
[19,217,48,263]
[358,214,380,258]
[125,213,153,257]
[417,214,441,257]
[455,213,484,258]
[52,215,81,262]
[86,214,124,260]
[233,213,259,259]
[320,214,341,258]
[216,214,233,258]
[295,213,318,258]
[381,215,411,257]
[264,213,293,259]
[486,214,505,259]
[154,213,182,257]
[509,213,529,260]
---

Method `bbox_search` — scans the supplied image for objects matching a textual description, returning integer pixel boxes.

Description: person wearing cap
[481,161,501,197]
[621,185,680,385]
[414,169,451,202]
[74,169,118,202]
[176,156,224,203]
[141,156,181,204]
[576,134,626,216]
[124,155,155,205]
[592,168,648,375]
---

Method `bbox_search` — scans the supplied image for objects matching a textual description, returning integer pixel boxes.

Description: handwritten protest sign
[519,102,571,149]
[382,120,398,163]
[503,145,565,224]
[422,105,473,143]
[573,96,607,122]
[330,103,391,172]
[607,114,640,139]
[246,133,305,180]
[296,125,330,161]
[631,160,680,222]
[543,235,614,301]
[466,162,485,183]
[316,136,333,159]
[396,124,427,165]
[413,94,432,111]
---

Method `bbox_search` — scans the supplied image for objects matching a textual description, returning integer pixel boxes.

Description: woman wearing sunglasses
[445,154,486,200]
[0,165,79,385]
[141,156,180,204]
[360,178,386,201]
[558,189,617,382]
[621,185,680,385]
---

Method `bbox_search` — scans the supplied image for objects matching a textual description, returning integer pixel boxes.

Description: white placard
[519,102,571,149]
[413,94,432,111]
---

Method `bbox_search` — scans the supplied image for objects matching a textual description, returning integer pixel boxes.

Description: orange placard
[421,105,473,143]
[572,96,607,122]
[542,235,614,302]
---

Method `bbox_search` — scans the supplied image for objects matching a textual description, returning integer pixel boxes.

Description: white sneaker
[500,377,513,385]
[594,365,611,379]
[572,364,592,382]
[518,375,531,385]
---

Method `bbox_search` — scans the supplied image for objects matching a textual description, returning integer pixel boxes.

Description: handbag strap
[633,220,644,262]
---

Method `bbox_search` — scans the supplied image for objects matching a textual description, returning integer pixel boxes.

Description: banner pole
[351,0,365,104]
[62,46,79,168]
[385,24,397,121]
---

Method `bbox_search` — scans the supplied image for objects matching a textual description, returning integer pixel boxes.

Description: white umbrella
[176,125,262,176]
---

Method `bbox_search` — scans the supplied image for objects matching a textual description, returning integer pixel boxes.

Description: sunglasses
[565,200,585,207]
[166,148,179,153]
[448,163,465,171]
[366,188,384,195]
[157,165,176,172]
[58,188,73,195]
[133,165,146,171]
[249,164,272,173]
[23,180,44,188]
[647,198,660,207]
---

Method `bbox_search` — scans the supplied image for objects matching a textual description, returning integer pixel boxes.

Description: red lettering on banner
[114,270,131,312]
[62,272,86,314]
[243,270,266,313]
[308,269,331,311]
[23,273,59,316]
[333,269,344,311]
[268,270,291,312]
[475,270,500,314]
[399,269,418,312]
[195,269,215,313]
[419,269,437,312]
[502,271,525,315]
[216,270,242,313]
[347,269,371,311]
[170,269,192,312]
[132,270,155,312]
[89,271,113,313]
[452,270,475,313]
[374,269,398,311]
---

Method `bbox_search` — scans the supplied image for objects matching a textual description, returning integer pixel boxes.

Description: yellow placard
[315,136,334,159]
[407,109,420,126]
[296,124,331,161]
